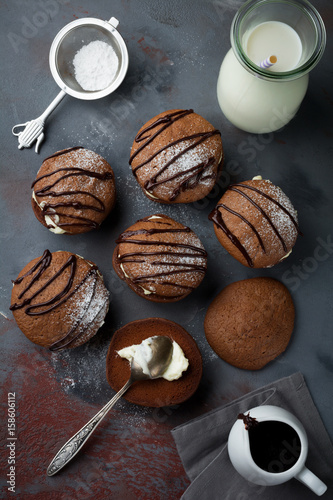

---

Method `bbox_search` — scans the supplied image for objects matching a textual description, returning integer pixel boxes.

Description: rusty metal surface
[1,1,332,499]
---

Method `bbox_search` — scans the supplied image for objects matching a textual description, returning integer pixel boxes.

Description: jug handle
[295,466,327,496]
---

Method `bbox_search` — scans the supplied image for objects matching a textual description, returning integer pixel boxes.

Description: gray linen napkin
[172,372,333,499]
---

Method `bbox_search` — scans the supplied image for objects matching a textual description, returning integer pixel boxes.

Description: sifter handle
[12,89,67,153]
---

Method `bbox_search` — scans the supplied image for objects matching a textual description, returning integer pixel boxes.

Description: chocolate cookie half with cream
[209,177,301,268]
[130,109,223,203]
[113,214,208,302]
[31,147,116,234]
[204,278,295,370]
[10,250,109,350]
[106,318,202,406]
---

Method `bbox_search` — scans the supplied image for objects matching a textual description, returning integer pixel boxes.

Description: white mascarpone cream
[120,260,155,296]
[32,191,66,234]
[144,189,159,199]
[117,336,189,381]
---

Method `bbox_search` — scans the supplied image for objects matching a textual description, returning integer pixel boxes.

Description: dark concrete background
[1,0,332,498]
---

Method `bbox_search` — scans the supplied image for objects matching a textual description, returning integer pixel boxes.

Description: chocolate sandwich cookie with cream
[204,277,295,370]
[10,250,109,350]
[31,147,116,234]
[130,109,223,203]
[106,318,203,407]
[209,177,301,268]
[113,214,208,302]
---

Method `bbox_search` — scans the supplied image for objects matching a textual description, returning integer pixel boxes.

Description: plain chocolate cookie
[209,177,301,268]
[10,250,109,350]
[31,147,116,234]
[106,318,202,407]
[129,109,223,203]
[204,278,295,370]
[113,214,208,302]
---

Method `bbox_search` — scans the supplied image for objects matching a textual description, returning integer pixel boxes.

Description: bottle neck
[231,0,326,82]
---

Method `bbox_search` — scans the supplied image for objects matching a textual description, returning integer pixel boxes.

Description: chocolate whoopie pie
[204,278,295,370]
[10,250,109,350]
[129,109,223,203]
[106,318,203,407]
[31,147,116,235]
[113,214,208,302]
[209,177,301,268]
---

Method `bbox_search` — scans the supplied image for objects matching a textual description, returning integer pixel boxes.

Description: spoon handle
[47,378,133,476]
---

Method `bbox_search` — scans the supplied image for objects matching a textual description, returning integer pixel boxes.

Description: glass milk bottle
[217,0,326,133]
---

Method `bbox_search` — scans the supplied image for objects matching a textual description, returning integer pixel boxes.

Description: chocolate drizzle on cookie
[116,216,207,296]
[42,146,84,162]
[32,148,114,230]
[209,207,256,268]
[10,250,101,350]
[209,182,302,267]
[129,110,221,201]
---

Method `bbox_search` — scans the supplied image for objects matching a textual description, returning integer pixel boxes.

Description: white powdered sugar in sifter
[12,16,129,153]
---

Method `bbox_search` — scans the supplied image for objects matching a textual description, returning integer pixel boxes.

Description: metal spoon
[47,335,173,476]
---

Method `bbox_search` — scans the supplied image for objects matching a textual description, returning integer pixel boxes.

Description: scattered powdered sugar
[138,138,218,199]
[73,40,119,91]
[122,222,207,294]
[224,180,299,263]
[65,148,106,172]
[264,182,298,246]
[62,268,109,347]
[246,180,298,249]
[77,280,108,331]
[61,377,76,389]
[50,346,108,402]
[40,148,114,208]
[157,140,215,183]
[64,272,95,322]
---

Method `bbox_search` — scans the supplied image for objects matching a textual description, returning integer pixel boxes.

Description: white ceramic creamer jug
[217,0,326,133]
[228,405,327,496]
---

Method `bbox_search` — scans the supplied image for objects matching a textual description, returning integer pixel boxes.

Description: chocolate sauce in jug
[239,414,301,473]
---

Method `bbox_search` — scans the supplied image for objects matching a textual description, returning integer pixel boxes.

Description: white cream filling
[163,341,189,380]
[252,175,263,180]
[117,336,189,381]
[44,215,66,234]
[279,248,293,262]
[120,263,130,278]
[144,189,159,199]
[119,264,156,295]
[139,286,153,295]
[118,215,165,296]
[32,191,67,234]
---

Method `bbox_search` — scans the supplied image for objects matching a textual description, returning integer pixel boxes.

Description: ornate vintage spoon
[47,335,173,476]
